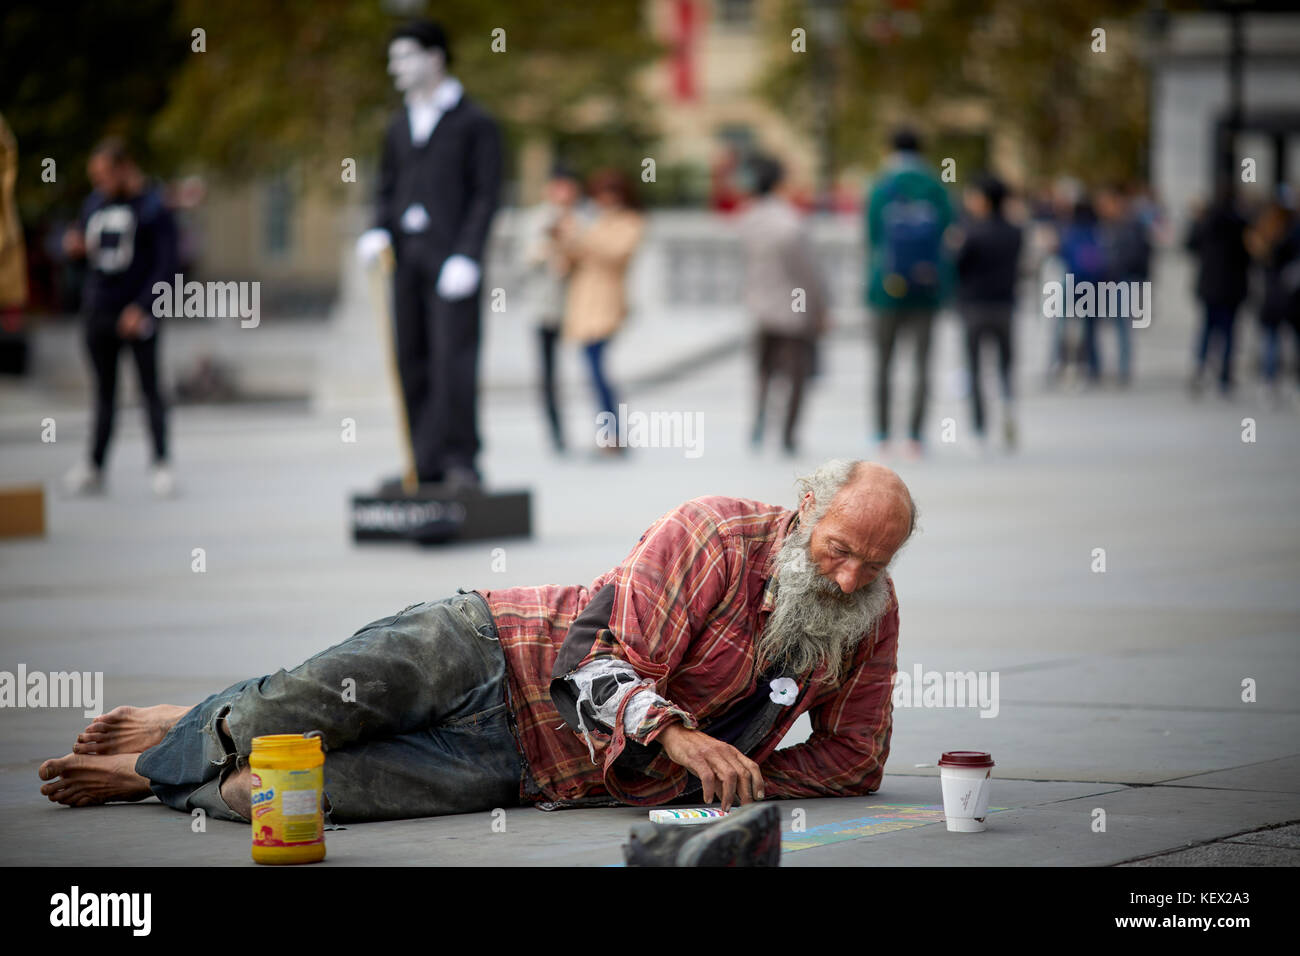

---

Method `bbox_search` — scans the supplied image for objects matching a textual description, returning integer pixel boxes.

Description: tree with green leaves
[2,0,663,221]
[760,0,1159,188]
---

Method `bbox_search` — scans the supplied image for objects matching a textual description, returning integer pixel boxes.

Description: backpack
[879,183,945,299]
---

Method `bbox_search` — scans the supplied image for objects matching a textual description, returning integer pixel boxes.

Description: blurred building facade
[1149,10,1300,230]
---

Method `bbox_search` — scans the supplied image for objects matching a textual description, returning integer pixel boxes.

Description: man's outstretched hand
[657,723,765,811]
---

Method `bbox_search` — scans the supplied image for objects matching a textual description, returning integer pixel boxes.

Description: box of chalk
[648,808,730,825]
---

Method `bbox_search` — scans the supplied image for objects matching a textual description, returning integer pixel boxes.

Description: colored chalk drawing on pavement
[781,803,1008,853]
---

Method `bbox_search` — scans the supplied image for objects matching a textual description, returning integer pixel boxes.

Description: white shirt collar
[405,76,463,112]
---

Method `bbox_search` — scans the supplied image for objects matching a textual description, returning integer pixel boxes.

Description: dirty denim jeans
[134,590,525,823]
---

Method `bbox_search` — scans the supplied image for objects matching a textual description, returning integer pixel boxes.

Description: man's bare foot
[73,704,191,755]
[38,753,152,806]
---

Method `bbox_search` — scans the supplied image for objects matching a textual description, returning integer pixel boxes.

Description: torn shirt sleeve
[559,657,670,763]
[550,585,677,763]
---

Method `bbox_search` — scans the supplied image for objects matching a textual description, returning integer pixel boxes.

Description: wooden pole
[366,246,418,493]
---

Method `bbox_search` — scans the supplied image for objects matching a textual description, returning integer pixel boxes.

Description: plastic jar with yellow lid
[249,734,326,865]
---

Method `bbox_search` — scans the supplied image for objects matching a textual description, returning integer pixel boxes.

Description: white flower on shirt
[769,677,799,706]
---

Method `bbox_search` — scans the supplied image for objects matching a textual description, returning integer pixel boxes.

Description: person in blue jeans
[1056,198,1107,384]
[37,591,528,823]
[1097,185,1152,386]
[555,168,645,457]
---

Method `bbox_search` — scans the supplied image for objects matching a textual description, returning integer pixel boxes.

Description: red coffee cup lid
[938,751,994,768]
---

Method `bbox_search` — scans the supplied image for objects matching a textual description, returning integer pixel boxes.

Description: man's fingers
[742,755,766,801]
[732,756,754,805]
[717,753,751,805]
[731,755,764,805]
[699,768,716,806]
[679,736,768,810]
[718,767,736,812]
[711,755,740,812]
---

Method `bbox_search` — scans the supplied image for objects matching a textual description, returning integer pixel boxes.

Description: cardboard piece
[0,483,44,538]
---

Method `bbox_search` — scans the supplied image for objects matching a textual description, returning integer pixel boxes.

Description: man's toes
[40,771,71,794]
[38,757,67,780]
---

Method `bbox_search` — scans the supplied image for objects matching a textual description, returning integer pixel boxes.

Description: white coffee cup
[938,751,994,832]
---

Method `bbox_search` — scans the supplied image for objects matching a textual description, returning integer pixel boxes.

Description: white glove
[356,228,392,265]
[437,255,481,300]
[400,203,431,234]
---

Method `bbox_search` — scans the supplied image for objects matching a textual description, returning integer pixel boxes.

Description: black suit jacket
[375,95,502,266]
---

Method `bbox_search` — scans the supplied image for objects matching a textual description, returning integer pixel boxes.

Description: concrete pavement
[2,251,1298,866]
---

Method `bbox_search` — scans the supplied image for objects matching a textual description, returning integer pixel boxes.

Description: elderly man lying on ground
[40,459,917,841]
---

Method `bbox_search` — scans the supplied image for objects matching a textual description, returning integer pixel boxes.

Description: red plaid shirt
[479,495,900,806]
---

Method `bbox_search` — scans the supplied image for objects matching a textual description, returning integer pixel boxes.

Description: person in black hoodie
[954,174,1022,450]
[1186,185,1251,397]
[61,138,178,497]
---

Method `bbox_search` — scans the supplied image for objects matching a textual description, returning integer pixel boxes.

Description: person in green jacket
[864,127,955,458]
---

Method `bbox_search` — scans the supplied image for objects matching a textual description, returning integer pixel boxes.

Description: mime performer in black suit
[357,19,502,491]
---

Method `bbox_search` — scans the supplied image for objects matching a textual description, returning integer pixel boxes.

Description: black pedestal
[351,484,532,545]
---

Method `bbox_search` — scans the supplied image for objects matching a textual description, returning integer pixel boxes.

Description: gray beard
[757,522,893,683]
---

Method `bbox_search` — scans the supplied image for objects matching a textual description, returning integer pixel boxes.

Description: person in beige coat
[556,169,644,454]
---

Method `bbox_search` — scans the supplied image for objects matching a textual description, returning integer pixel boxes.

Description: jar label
[250,766,323,847]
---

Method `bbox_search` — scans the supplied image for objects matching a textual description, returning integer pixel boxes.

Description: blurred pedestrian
[0,113,29,375]
[1038,178,1075,384]
[1097,183,1152,386]
[557,168,644,456]
[519,165,581,452]
[739,154,829,457]
[954,173,1022,451]
[1130,182,1172,247]
[1186,185,1251,397]
[1055,197,1107,385]
[864,127,955,458]
[710,145,745,214]
[1246,197,1300,406]
[60,138,178,497]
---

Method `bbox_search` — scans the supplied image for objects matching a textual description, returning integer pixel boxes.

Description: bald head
[796,459,917,596]
[826,460,915,540]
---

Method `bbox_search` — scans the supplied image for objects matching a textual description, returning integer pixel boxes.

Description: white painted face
[387,37,444,94]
